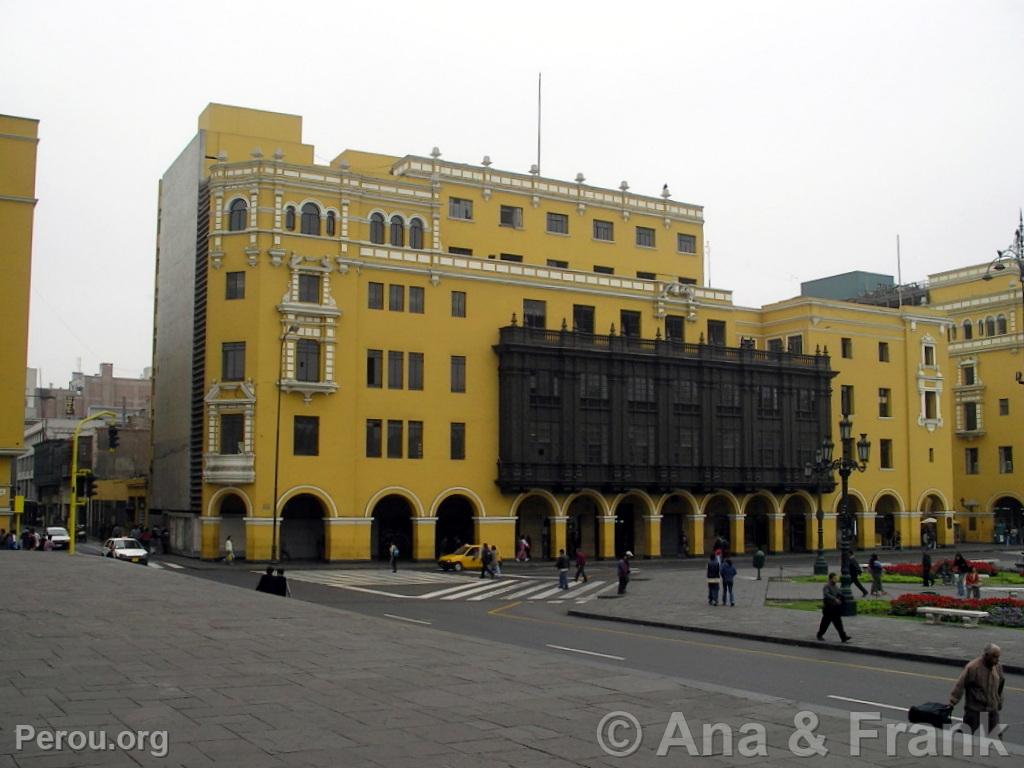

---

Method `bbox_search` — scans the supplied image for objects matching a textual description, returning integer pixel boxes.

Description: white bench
[979,586,1020,598]
[916,606,988,627]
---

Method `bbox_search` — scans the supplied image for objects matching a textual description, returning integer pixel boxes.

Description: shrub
[884,560,998,577]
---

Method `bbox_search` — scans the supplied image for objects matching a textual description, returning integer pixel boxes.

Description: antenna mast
[536,73,542,175]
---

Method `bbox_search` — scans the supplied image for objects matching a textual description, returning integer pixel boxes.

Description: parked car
[45,527,71,550]
[438,544,487,572]
[102,537,149,565]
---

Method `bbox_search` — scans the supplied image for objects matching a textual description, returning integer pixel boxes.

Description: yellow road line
[487,603,1024,692]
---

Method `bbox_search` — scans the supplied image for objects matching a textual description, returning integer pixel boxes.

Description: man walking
[950,643,1004,735]
[921,550,933,587]
[847,554,867,597]
[556,549,570,590]
[389,542,399,573]
[817,572,851,642]
[617,551,632,594]
[573,548,588,583]
[479,542,494,578]
[706,553,721,606]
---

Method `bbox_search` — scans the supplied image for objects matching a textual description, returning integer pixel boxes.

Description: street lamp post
[983,211,1024,385]
[67,411,117,555]
[270,323,299,563]
[804,414,870,615]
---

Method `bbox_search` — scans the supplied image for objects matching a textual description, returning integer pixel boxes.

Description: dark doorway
[704,496,732,553]
[614,503,635,558]
[993,497,1024,544]
[371,495,413,560]
[219,493,247,560]
[280,494,324,560]
[517,495,552,560]
[436,496,474,557]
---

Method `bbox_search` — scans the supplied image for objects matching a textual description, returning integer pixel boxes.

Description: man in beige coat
[949,643,1005,735]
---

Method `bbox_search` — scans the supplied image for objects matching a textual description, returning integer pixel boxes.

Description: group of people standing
[255,567,291,597]
[705,540,763,606]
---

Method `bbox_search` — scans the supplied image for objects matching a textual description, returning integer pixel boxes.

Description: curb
[566,609,1024,675]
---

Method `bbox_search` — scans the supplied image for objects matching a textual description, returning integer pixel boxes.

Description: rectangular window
[923,345,936,366]
[294,416,319,456]
[787,335,803,355]
[929,448,934,463]
[880,438,893,469]
[523,299,546,329]
[226,271,245,300]
[408,421,423,459]
[387,420,403,458]
[1000,398,1010,416]
[965,447,979,475]
[924,390,938,421]
[707,320,726,346]
[388,351,404,390]
[298,273,320,303]
[449,197,473,220]
[448,246,473,256]
[368,282,384,309]
[408,352,424,390]
[878,341,890,362]
[499,253,523,262]
[450,422,466,460]
[999,446,1014,474]
[593,219,614,241]
[767,338,784,353]
[593,265,614,275]
[366,419,382,458]
[366,349,383,388]
[573,304,595,334]
[546,212,569,234]
[451,290,466,318]
[841,337,852,359]
[296,339,321,383]
[636,271,656,280]
[220,413,244,455]
[221,342,245,382]
[878,388,891,418]
[620,309,641,337]
[584,423,609,464]
[579,372,609,400]
[665,315,684,342]
[409,286,425,314]
[450,356,466,393]
[677,233,697,253]
[841,385,854,416]
[389,284,405,311]
[962,365,975,385]
[963,402,978,431]
[499,205,523,228]
[547,258,569,269]
[635,226,655,248]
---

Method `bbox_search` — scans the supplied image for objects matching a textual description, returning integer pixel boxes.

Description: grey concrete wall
[150,134,202,515]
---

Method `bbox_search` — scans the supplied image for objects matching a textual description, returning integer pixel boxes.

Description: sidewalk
[2,553,1017,767]
[570,555,1024,674]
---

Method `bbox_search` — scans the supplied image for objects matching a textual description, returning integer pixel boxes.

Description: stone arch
[781,493,814,552]
[206,487,253,517]
[742,493,776,553]
[280,492,328,560]
[828,489,868,515]
[657,491,699,557]
[431,489,482,557]
[362,486,424,518]
[369,493,417,561]
[990,494,1024,543]
[429,487,485,519]
[916,489,949,513]
[210,488,250,560]
[560,490,610,517]
[279,485,338,517]
[873,493,901,548]
[702,492,740,553]
[517,491,560,560]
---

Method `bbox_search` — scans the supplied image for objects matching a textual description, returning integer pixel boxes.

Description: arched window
[997,314,1008,335]
[285,206,296,231]
[962,320,973,340]
[228,199,248,232]
[409,218,424,250]
[390,216,405,247]
[326,210,336,237]
[301,203,321,235]
[369,212,385,244]
[986,316,996,337]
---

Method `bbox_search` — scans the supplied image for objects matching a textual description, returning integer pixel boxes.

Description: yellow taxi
[438,544,500,572]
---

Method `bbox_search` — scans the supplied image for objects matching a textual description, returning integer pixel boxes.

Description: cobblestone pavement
[1,553,1019,767]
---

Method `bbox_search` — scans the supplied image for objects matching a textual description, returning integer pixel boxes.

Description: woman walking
[868,553,885,596]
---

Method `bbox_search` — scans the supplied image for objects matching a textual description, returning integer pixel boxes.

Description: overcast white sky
[4,0,1023,387]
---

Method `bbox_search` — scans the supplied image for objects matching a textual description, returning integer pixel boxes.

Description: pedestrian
[517,536,528,562]
[720,557,737,606]
[949,643,1004,735]
[573,548,588,583]
[160,526,170,554]
[617,551,632,594]
[274,568,291,597]
[817,572,851,643]
[524,535,532,561]
[706,553,721,606]
[847,554,868,597]
[921,550,933,587]
[953,551,969,598]
[868,553,886,595]
[479,542,494,578]
[388,541,399,573]
[556,548,570,589]
[752,548,766,580]
[224,535,234,565]
[42,535,54,552]
[255,566,276,593]
[965,566,981,599]
[491,545,502,577]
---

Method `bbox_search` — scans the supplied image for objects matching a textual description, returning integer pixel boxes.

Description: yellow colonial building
[0,114,38,535]
[151,104,1008,562]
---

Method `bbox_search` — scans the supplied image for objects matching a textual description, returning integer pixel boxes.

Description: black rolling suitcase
[908,702,953,727]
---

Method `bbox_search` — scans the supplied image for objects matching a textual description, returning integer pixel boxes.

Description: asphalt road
[161,556,1024,743]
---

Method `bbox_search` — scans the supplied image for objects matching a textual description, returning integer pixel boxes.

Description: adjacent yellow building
[150,104,1012,562]
[0,114,38,535]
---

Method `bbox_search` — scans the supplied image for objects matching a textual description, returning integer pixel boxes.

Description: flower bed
[890,593,1024,627]
[884,560,998,577]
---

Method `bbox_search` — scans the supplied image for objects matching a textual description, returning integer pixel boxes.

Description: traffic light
[87,474,98,499]
[108,425,119,450]
[75,472,87,497]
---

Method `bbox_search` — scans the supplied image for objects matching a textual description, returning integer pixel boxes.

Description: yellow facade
[154,105,1010,562]
[0,115,38,535]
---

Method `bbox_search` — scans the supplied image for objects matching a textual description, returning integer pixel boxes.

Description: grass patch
[766,598,890,615]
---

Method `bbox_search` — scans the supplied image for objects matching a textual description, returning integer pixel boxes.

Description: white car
[103,537,149,565]
[45,526,71,550]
